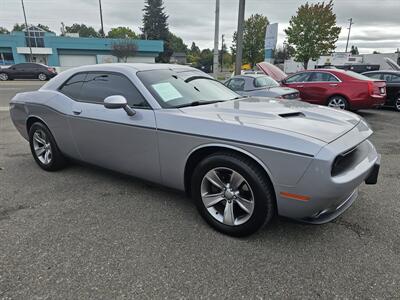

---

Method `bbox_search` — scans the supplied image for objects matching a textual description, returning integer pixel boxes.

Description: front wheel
[327,96,348,110]
[191,152,275,237]
[0,72,8,81]
[394,95,400,112]
[29,122,67,171]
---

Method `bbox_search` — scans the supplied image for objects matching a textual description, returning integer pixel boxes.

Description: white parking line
[0,106,9,111]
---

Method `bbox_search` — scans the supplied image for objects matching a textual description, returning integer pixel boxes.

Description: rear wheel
[394,95,400,112]
[38,73,47,81]
[29,122,67,171]
[0,72,8,81]
[327,96,348,110]
[191,152,275,237]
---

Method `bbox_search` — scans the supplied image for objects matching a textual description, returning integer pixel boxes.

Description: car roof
[363,70,400,74]
[68,63,193,72]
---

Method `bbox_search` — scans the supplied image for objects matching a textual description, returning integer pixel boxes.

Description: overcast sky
[1,0,399,54]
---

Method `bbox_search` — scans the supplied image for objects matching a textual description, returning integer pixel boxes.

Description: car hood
[256,62,288,82]
[179,97,361,143]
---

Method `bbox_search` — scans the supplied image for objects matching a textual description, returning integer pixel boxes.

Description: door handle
[296,85,304,88]
[72,108,82,115]
[329,83,338,87]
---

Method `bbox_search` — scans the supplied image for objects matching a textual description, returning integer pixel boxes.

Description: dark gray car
[225,74,300,99]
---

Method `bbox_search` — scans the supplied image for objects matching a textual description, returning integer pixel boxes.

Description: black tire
[28,122,67,171]
[0,72,8,81]
[191,152,275,237]
[394,95,400,112]
[327,95,349,110]
[38,73,47,81]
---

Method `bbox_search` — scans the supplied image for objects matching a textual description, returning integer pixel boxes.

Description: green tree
[141,0,172,62]
[350,45,359,55]
[0,27,9,34]
[285,1,341,69]
[65,23,100,37]
[168,32,188,53]
[107,27,137,39]
[232,14,269,67]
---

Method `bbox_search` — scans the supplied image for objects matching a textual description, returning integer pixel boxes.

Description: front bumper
[276,121,380,223]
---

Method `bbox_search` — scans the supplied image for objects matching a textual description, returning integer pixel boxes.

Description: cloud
[1,0,399,53]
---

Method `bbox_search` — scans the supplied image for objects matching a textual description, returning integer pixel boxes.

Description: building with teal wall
[0,26,164,69]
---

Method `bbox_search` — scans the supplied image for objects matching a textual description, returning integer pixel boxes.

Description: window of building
[24,26,45,48]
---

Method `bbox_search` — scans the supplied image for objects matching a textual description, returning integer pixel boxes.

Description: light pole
[235,0,245,75]
[21,0,33,62]
[213,0,220,78]
[99,0,105,37]
[345,18,354,53]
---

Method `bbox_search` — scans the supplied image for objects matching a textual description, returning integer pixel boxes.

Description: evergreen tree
[141,0,172,62]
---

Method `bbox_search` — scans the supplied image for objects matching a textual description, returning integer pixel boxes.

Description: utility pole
[345,18,354,53]
[220,34,225,72]
[21,0,33,62]
[99,0,105,37]
[235,0,245,75]
[213,0,220,78]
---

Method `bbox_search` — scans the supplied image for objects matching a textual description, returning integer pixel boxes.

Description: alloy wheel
[32,129,52,165]
[38,73,47,81]
[395,97,400,111]
[0,73,8,81]
[328,97,346,109]
[200,167,255,226]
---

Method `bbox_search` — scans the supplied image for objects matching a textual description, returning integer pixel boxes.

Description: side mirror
[281,79,286,85]
[104,95,135,116]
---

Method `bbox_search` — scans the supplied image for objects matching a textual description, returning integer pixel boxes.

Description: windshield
[345,70,375,81]
[254,76,280,88]
[137,69,240,108]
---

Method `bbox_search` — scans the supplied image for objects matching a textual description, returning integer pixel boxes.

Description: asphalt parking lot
[1,81,400,299]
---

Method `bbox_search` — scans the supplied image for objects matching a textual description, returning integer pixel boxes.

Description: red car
[257,62,386,110]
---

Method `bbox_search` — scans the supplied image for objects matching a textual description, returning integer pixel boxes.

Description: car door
[304,72,342,104]
[7,64,24,79]
[382,73,400,105]
[22,63,38,79]
[282,72,311,101]
[64,71,161,183]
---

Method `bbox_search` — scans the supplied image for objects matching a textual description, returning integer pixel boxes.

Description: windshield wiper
[175,100,224,108]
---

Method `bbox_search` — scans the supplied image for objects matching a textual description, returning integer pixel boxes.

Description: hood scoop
[279,112,305,118]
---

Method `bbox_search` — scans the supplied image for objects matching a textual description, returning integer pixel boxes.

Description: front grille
[331,142,368,177]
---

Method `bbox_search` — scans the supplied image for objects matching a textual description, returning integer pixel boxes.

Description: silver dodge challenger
[9,63,380,236]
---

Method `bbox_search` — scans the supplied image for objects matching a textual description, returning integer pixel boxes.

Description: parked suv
[0,63,57,81]
[281,69,386,110]
[363,71,400,111]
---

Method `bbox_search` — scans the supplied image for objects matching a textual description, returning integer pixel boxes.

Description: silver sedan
[10,63,380,236]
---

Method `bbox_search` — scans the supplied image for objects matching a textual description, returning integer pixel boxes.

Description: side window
[285,72,310,83]
[390,74,400,83]
[365,73,382,80]
[227,78,245,91]
[59,73,87,100]
[309,72,339,82]
[79,73,149,107]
